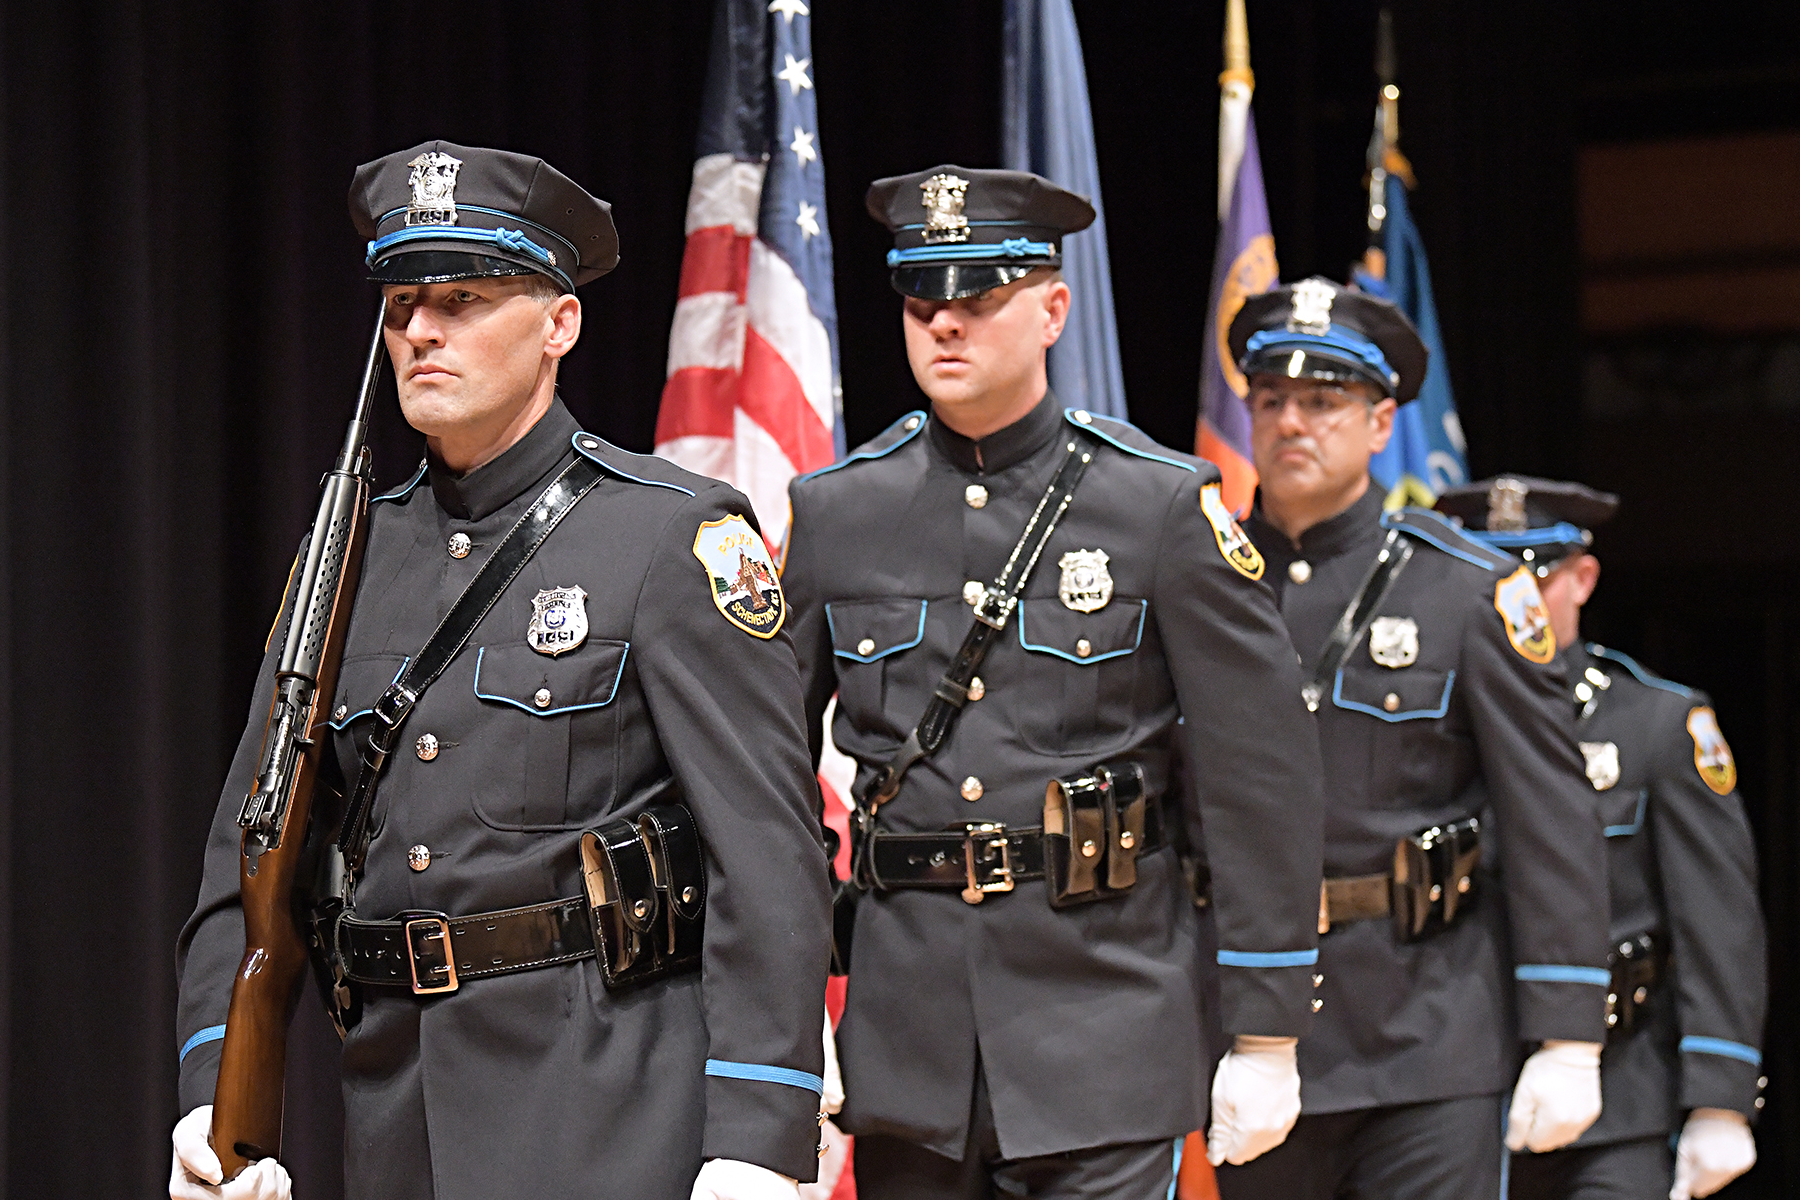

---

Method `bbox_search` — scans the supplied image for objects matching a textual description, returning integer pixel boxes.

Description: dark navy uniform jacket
[176,401,832,1198]
[1243,486,1611,1114]
[1557,642,1766,1146]
[782,395,1326,1161]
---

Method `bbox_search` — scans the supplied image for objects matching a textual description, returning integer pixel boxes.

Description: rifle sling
[336,456,605,868]
[1299,527,1414,712]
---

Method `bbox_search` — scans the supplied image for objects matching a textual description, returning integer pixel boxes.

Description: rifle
[210,305,387,1177]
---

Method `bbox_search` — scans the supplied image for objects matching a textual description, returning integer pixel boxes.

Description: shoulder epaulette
[1586,642,1694,698]
[796,411,927,483]
[572,433,698,497]
[372,459,428,504]
[1382,507,1512,572]
[1064,409,1202,475]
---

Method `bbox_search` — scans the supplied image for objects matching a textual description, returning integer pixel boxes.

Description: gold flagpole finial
[1221,0,1253,90]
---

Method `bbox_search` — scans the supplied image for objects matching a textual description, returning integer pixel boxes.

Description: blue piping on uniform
[1218,948,1319,968]
[1064,411,1197,473]
[826,600,926,662]
[571,434,697,496]
[1018,600,1146,664]
[328,657,412,730]
[1604,790,1649,838]
[1332,668,1456,723]
[1467,523,1589,550]
[1514,964,1610,986]
[181,1024,227,1063]
[374,459,428,503]
[704,1059,825,1095]
[1381,509,1502,571]
[887,238,1057,266]
[1680,1036,1761,1066]
[471,645,627,716]
[1167,1137,1183,1200]
[798,412,927,482]
[1586,644,1693,698]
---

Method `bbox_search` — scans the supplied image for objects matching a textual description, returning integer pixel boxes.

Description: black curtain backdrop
[1,3,1792,1197]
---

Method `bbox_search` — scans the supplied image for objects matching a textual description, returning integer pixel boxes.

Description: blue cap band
[1244,326,1398,389]
[366,224,570,288]
[887,237,1058,268]
[1467,523,1590,550]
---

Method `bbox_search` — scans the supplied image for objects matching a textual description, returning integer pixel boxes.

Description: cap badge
[1288,278,1336,335]
[1057,549,1113,613]
[1579,741,1620,791]
[920,173,971,244]
[1487,477,1529,533]
[526,586,589,656]
[405,151,463,227]
[1368,616,1420,669]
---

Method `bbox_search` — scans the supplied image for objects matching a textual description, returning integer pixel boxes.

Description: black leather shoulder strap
[337,456,604,864]
[1301,527,1414,712]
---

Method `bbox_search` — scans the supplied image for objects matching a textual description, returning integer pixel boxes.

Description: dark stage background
[1,2,1794,1197]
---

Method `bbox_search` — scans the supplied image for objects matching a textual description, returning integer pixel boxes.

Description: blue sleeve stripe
[1680,1036,1762,1065]
[1217,948,1319,968]
[704,1059,825,1096]
[180,1024,227,1063]
[1514,964,1611,986]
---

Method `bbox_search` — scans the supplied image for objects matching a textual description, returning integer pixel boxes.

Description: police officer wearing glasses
[1438,476,1767,1200]
[1218,279,1613,1200]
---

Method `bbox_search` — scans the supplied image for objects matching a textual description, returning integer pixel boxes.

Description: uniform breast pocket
[825,598,927,739]
[1013,597,1148,757]
[470,640,630,830]
[326,653,412,818]
[1331,664,1456,723]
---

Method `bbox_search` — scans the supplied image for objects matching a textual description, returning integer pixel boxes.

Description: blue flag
[1361,174,1467,502]
[1001,0,1128,419]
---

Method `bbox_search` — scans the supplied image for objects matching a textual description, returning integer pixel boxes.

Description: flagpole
[1217,0,1254,223]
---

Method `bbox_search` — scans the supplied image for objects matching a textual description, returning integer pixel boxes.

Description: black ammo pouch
[1605,932,1665,1040]
[1390,817,1482,943]
[581,797,706,990]
[1043,761,1153,908]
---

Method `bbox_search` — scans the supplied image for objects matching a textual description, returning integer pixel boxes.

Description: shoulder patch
[1493,566,1556,663]
[797,411,926,483]
[1200,482,1265,580]
[1686,706,1737,795]
[1383,508,1509,572]
[692,515,786,639]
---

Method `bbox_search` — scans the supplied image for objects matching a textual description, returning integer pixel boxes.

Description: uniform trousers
[1508,1137,1673,1199]
[853,1061,1178,1200]
[1215,1095,1503,1200]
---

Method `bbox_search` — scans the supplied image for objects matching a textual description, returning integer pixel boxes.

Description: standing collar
[1247,478,1387,561]
[428,397,580,521]
[926,390,1063,475]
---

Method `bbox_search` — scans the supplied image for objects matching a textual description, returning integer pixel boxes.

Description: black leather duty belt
[338,896,592,996]
[867,805,1167,903]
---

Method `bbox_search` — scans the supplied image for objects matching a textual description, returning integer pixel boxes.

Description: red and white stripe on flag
[656,153,836,552]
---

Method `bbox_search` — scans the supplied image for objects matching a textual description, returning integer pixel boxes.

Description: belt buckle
[403,915,460,995]
[961,823,1014,904]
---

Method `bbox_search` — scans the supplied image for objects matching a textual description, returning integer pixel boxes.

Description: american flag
[655,0,842,553]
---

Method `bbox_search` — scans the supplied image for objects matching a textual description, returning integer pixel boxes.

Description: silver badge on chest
[1058,549,1113,613]
[1580,741,1621,791]
[1368,616,1420,668]
[527,586,589,656]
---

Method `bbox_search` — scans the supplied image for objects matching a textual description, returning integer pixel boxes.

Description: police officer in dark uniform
[171,143,832,1200]
[781,166,1328,1199]
[1437,476,1767,1200]
[1220,280,1613,1200]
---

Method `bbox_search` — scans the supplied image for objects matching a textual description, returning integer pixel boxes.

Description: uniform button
[1456,875,1472,894]
[408,844,431,872]
[963,580,984,605]
[960,776,983,802]
[1118,830,1136,849]
[1313,974,1325,986]
[681,886,697,904]
[415,733,439,761]
[1383,693,1401,712]
[533,687,552,708]
[1756,1096,1766,1110]
[447,532,472,559]
[856,638,876,657]
[632,899,650,919]
[333,704,349,722]
[1633,986,1648,1004]
[1080,838,1099,858]
[1312,998,1324,1012]
[967,676,986,701]
[965,484,989,509]
[903,416,921,431]
[1076,638,1093,658]
[580,437,600,450]
[1759,1076,1769,1089]
[1288,560,1312,584]
[1071,410,1093,425]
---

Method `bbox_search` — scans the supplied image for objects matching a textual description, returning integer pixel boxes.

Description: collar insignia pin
[527,586,589,656]
[920,173,971,244]
[1058,549,1113,613]
[405,151,463,227]
[1288,278,1337,335]
[1368,616,1420,669]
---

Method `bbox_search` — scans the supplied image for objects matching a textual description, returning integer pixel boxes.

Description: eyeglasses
[1247,383,1369,424]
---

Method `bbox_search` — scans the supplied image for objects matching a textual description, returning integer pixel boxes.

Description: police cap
[865,165,1095,300]
[1436,475,1620,573]
[350,141,619,293]
[1229,277,1428,402]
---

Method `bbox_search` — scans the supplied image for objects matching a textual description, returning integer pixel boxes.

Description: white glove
[821,1007,844,1116]
[690,1158,799,1200]
[1671,1108,1756,1199]
[169,1106,292,1200]
[1206,1035,1302,1166]
[1505,1040,1602,1153]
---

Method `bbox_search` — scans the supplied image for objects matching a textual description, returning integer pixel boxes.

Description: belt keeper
[933,679,969,706]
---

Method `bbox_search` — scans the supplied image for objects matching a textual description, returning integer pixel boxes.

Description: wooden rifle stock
[211,308,386,1178]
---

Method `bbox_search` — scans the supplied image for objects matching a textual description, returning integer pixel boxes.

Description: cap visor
[890,263,1043,301]
[1242,348,1395,398]
[369,249,568,291]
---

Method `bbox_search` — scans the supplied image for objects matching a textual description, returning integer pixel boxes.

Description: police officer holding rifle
[171,142,832,1200]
